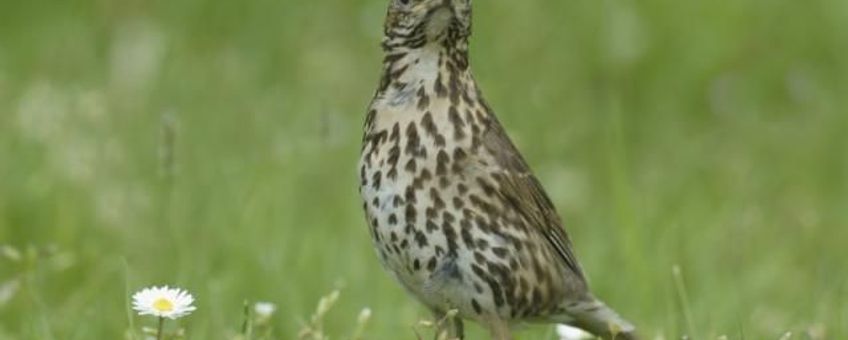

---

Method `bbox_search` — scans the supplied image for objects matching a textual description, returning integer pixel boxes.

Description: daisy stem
[156,317,165,340]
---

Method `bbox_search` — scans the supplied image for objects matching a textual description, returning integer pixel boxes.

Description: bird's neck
[374,41,478,109]
[363,41,496,166]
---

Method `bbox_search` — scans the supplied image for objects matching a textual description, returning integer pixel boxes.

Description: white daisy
[132,286,196,319]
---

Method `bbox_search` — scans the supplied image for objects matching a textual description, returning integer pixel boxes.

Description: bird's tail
[563,296,638,340]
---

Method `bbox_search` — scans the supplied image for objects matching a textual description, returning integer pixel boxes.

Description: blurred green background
[1,0,846,338]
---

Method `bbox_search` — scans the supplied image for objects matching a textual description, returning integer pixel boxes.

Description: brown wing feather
[479,115,587,282]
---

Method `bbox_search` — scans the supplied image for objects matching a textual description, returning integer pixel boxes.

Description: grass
[1,0,847,338]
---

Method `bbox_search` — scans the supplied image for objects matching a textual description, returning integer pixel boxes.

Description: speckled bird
[358,1,638,339]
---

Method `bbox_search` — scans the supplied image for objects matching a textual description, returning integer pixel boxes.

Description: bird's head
[382,0,472,51]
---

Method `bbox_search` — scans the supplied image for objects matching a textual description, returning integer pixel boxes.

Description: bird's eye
[398,0,410,5]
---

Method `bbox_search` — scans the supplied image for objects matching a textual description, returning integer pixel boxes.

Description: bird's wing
[479,115,587,282]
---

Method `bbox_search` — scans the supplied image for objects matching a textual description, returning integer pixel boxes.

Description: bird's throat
[378,44,471,102]
[425,6,454,41]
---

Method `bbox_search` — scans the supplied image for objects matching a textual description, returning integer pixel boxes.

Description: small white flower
[132,286,196,319]
[556,324,592,340]
[254,302,277,318]
[357,307,372,324]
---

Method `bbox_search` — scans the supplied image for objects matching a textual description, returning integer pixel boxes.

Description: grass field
[1,0,847,339]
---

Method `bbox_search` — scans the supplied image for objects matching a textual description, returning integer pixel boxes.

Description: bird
[358,0,638,339]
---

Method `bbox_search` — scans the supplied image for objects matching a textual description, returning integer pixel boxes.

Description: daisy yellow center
[152,298,174,312]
